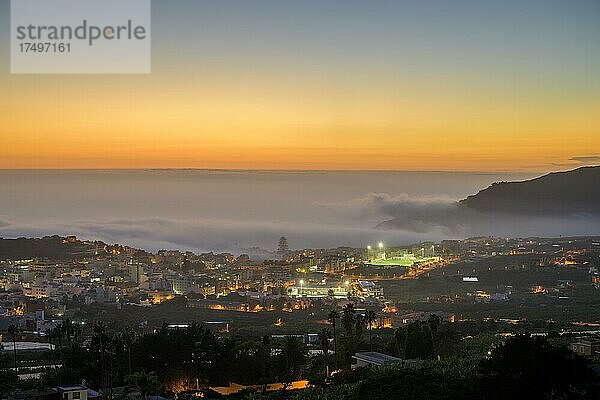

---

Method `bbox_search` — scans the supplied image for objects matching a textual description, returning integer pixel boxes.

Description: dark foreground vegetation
[2,311,598,399]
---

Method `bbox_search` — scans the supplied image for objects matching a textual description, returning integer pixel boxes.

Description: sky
[1,0,599,171]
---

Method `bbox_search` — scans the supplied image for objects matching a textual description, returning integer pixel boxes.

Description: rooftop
[58,385,87,391]
[352,351,402,365]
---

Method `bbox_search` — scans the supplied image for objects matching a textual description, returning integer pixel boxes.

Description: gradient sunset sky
[1,0,599,171]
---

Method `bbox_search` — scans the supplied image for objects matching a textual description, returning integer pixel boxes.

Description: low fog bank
[367,193,600,239]
[377,206,600,239]
[0,215,446,254]
[4,170,589,254]
[1,191,597,254]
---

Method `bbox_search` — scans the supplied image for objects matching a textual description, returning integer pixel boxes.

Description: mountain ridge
[459,166,600,215]
[377,166,600,236]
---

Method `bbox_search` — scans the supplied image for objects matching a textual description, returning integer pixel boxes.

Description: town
[1,235,599,399]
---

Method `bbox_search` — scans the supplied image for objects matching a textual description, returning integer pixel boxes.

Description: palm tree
[71,323,82,346]
[62,319,74,346]
[92,321,110,397]
[126,371,162,399]
[318,328,331,355]
[55,323,64,364]
[119,327,136,375]
[280,336,307,380]
[427,314,441,359]
[327,310,339,369]
[394,327,407,359]
[45,327,55,367]
[364,310,377,350]
[7,325,19,377]
[341,303,356,336]
[327,288,335,300]
[354,314,366,340]
[318,328,332,365]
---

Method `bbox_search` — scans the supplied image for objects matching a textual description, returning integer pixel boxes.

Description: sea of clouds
[1,170,596,254]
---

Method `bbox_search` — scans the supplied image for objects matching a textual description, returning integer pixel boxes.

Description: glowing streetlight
[378,242,385,260]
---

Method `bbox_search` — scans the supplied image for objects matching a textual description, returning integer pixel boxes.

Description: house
[351,351,417,369]
[7,385,98,400]
[571,340,600,358]
[58,386,88,400]
[357,281,384,299]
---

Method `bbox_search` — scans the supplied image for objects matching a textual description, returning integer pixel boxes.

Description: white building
[286,285,348,299]
[59,385,89,400]
[351,352,416,369]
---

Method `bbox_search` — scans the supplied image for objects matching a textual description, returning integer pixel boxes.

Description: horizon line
[0,167,575,175]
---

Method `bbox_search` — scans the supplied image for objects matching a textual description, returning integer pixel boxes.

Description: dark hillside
[460,166,600,215]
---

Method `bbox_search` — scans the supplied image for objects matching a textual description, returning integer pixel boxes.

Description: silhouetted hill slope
[377,166,600,236]
[459,166,600,215]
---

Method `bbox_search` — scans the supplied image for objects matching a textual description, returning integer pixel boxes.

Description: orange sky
[1,72,598,171]
[1,1,599,172]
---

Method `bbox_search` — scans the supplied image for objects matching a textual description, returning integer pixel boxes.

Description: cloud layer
[2,170,596,254]
[0,215,441,254]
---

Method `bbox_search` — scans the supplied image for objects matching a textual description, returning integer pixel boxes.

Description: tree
[135,322,221,386]
[433,323,460,360]
[318,328,332,368]
[364,310,377,350]
[7,324,20,378]
[341,304,356,336]
[327,289,335,299]
[352,361,476,400]
[0,342,17,393]
[318,328,331,357]
[354,314,365,341]
[278,336,307,382]
[479,335,600,400]
[51,319,85,385]
[338,304,365,367]
[61,319,75,347]
[395,321,434,360]
[394,326,407,358]
[125,371,162,399]
[327,310,339,369]
[232,341,270,385]
[119,327,136,375]
[427,314,440,339]
[89,321,113,396]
